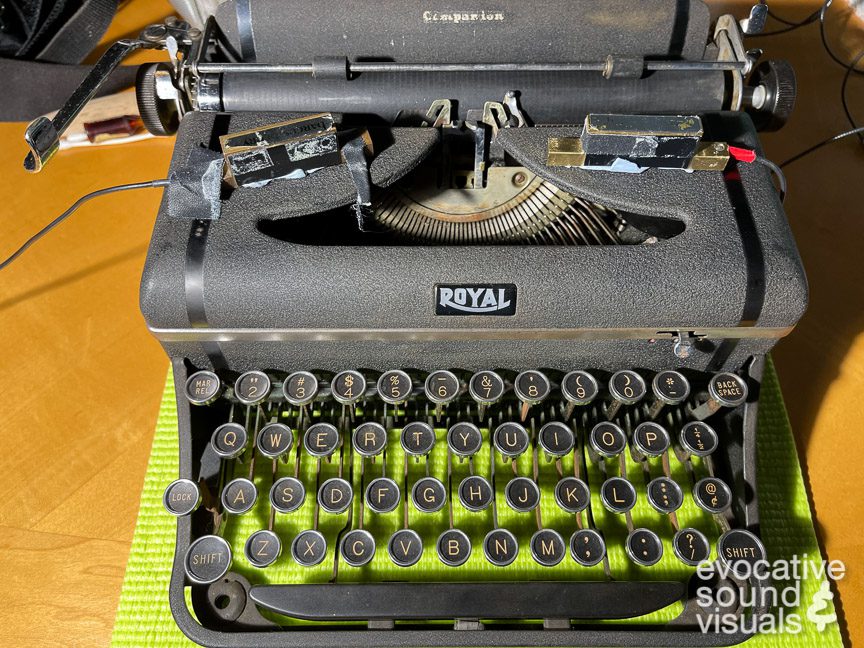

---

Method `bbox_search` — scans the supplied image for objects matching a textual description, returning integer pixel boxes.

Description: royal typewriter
[22,1,807,646]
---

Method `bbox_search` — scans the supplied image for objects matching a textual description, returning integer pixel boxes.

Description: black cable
[779,126,864,167]
[755,156,787,201]
[0,179,169,272]
[767,7,820,28]
[761,12,821,36]
[759,21,816,36]
[841,48,864,143]
[819,0,864,75]
[757,0,821,36]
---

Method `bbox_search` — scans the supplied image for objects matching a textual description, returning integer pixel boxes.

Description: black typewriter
[23,1,806,646]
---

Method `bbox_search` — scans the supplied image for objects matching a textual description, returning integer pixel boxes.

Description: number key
[424,370,461,405]
[283,371,318,406]
[377,369,412,405]
[606,369,647,419]
[234,370,270,406]
[331,370,366,405]
[468,370,505,404]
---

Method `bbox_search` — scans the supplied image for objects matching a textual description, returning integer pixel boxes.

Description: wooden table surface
[0,1,861,646]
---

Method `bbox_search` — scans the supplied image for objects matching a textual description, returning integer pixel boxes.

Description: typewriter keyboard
[166,366,765,626]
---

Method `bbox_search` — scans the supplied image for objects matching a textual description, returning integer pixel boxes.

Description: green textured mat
[112,359,844,647]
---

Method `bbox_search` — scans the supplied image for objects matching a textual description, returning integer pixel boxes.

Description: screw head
[143,24,167,40]
[673,338,692,359]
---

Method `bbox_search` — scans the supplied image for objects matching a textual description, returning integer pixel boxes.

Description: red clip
[728,146,757,163]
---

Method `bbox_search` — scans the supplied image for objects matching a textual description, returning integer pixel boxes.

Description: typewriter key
[256,423,294,459]
[283,371,319,407]
[447,422,483,458]
[561,370,600,418]
[436,529,472,567]
[469,370,505,403]
[185,535,232,584]
[647,477,684,514]
[505,476,541,512]
[269,477,306,513]
[570,529,606,567]
[185,370,221,406]
[211,423,248,460]
[331,370,366,406]
[291,529,327,567]
[530,529,566,567]
[234,370,270,406]
[514,370,551,419]
[493,422,530,459]
[365,477,401,513]
[673,528,712,566]
[388,529,424,567]
[483,528,519,566]
[626,528,664,566]
[340,529,376,567]
[424,370,461,405]
[692,372,749,419]
[458,475,494,511]
[648,370,691,418]
[412,477,447,513]
[589,422,627,458]
[352,422,388,457]
[377,369,413,405]
[538,421,575,458]
[318,477,353,514]
[554,477,590,514]
[693,477,732,514]
[221,477,258,515]
[468,370,505,419]
[163,479,201,517]
[717,529,767,579]
[303,423,341,458]
[633,422,671,457]
[709,372,749,408]
[401,421,436,457]
[600,477,637,513]
[606,370,647,419]
[680,421,719,457]
[244,529,281,568]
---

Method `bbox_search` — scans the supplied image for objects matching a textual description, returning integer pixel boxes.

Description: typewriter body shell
[142,111,805,374]
[130,1,807,646]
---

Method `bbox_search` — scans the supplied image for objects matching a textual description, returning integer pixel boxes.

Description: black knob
[135,62,181,136]
[745,59,797,132]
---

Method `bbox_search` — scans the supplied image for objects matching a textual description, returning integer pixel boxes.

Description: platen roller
[216,70,727,124]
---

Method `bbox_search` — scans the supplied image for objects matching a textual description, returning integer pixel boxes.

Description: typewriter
[23,1,806,646]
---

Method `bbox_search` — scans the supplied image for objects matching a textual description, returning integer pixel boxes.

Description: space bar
[249,581,685,621]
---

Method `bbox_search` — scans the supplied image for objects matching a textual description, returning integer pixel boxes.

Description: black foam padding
[164,113,438,220]
[140,112,807,374]
[219,70,726,124]
[215,0,710,64]
[224,125,438,221]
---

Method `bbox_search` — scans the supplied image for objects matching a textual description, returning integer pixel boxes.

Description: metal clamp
[424,99,454,128]
[713,13,763,112]
[740,3,768,35]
